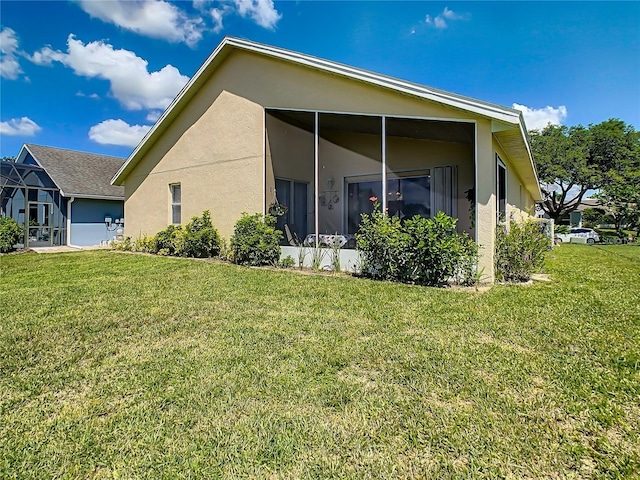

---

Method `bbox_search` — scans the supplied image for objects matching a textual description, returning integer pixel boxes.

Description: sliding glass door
[27,202,53,247]
[346,172,431,234]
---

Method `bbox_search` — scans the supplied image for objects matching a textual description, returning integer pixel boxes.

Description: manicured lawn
[1,245,639,478]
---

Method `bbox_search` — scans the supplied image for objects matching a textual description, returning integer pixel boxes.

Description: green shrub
[278,255,295,268]
[153,224,182,256]
[132,235,156,253]
[111,236,132,251]
[218,237,234,262]
[495,219,550,282]
[356,209,406,280]
[403,213,478,286]
[0,216,23,253]
[114,212,221,259]
[174,211,221,258]
[356,207,478,286]
[231,213,282,266]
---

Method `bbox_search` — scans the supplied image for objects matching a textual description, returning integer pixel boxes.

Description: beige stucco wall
[121,48,530,280]
[475,120,495,281]
[124,89,264,239]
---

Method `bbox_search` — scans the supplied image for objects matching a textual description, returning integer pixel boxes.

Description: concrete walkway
[30,245,110,254]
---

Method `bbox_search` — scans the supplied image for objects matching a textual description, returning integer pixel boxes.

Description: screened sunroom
[0,160,68,247]
[265,109,475,250]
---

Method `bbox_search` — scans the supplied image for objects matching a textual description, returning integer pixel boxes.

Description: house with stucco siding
[111,37,542,281]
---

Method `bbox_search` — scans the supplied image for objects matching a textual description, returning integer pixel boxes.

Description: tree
[581,207,612,228]
[530,124,593,222]
[594,167,640,240]
[530,119,640,223]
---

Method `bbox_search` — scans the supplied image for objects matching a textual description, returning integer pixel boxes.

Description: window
[170,184,181,224]
[346,171,431,234]
[496,156,506,223]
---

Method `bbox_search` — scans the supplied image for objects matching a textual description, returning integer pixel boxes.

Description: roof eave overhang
[492,114,543,202]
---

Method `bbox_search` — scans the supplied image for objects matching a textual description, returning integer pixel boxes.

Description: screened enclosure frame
[1,160,68,247]
[264,108,475,247]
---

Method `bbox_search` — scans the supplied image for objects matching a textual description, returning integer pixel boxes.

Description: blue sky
[1,1,639,159]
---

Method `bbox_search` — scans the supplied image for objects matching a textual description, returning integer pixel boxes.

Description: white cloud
[0,27,23,79]
[195,0,280,31]
[76,91,100,99]
[146,111,162,122]
[425,7,466,29]
[442,7,462,20]
[29,35,189,111]
[192,0,230,32]
[512,103,568,130]
[76,0,204,47]
[193,0,210,11]
[88,119,151,147]
[434,16,447,29]
[210,7,226,33]
[233,0,281,30]
[0,117,41,136]
[75,0,281,44]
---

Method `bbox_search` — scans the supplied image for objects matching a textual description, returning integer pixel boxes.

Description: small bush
[231,213,282,266]
[495,219,550,282]
[153,224,182,256]
[278,255,295,268]
[356,207,478,286]
[0,216,23,253]
[113,211,221,259]
[309,246,326,271]
[404,213,478,286]
[218,237,234,262]
[111,236,133,251]
[175,210,221,258]
[132,235,156,253]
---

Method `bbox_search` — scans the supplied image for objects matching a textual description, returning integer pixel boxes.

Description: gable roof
[20,144,125,200]
[111,37,540,200]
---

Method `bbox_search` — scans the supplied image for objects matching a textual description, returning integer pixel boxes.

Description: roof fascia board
[15,144,29,163]
[64,193,124,201]
[517,112,542,200]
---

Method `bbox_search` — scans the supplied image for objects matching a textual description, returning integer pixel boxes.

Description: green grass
[1,245,639,479]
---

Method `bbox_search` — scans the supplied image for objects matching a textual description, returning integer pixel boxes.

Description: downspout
[66,197,81,249]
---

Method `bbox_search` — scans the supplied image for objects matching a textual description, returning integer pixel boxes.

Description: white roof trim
[17,144,66,195]
[517,111,542,198]
[64,194,124,201]
[112,36,528,185]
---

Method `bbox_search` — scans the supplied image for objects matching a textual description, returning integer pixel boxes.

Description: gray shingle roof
[25,144,125,199]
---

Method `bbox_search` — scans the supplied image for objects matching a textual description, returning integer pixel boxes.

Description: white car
[555,227,600,244]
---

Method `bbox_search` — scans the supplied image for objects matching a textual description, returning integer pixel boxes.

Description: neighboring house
[570,199,601,227]
[1,144,125,248]
[112,37,542,281]
[536,198,601,227]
